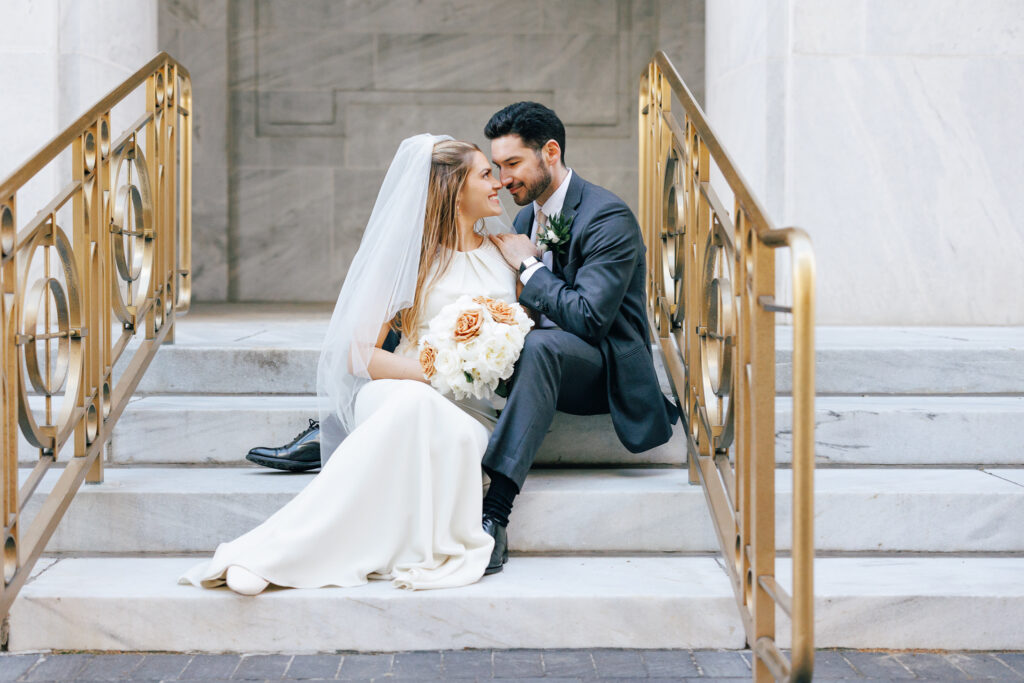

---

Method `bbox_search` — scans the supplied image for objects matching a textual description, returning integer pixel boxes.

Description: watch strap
[518,256,539,275]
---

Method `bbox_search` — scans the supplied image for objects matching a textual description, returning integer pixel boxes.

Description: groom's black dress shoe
[482,515,508,575]
[246,419,321,472]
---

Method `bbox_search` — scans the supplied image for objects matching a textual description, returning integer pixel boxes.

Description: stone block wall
[157,0,705,302]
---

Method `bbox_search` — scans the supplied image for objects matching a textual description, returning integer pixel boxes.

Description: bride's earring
[226,565,269,596]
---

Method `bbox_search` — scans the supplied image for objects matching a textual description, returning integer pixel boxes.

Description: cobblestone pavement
[2,649,1023,681]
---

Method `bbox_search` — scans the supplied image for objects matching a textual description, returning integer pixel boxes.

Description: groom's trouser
[482,329,609,489]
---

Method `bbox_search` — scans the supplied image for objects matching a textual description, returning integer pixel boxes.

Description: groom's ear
[541,139,563,167]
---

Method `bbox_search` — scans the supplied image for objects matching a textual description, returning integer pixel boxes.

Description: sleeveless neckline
[452,236,495,254]
[450,237,488,255]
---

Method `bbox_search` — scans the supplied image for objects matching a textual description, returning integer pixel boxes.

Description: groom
[480,102,675,574]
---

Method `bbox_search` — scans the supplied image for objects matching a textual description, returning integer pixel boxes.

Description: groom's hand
[490,234,539,270]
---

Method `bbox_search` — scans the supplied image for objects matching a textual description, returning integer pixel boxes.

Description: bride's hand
[490,234,539,270]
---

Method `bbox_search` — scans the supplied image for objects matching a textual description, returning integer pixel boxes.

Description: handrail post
[750,220,776,682]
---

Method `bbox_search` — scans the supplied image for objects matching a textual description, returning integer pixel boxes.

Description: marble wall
[707,0,1024,325]
[158,0,231,300]
[156,0,705,302]
[0,0,158,229]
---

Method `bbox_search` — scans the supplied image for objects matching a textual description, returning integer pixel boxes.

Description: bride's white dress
[180,239,516,591]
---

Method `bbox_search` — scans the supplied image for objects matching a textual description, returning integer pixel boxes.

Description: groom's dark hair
[484,102,566,164]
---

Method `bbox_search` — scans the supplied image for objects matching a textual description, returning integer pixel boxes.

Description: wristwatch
[518,256,539,275]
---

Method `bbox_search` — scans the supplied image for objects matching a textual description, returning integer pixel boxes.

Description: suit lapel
[513,206,533,236]
[563,172,584,216]
[553,174,585,275]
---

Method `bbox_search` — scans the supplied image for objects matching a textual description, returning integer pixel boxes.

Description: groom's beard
[510,166,552,206]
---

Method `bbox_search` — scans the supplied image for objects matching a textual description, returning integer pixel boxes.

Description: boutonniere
[537,212,573,255]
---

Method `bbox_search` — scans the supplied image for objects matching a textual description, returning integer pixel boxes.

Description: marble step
[779,325,1024,395]
[10,555,1024,652]
[779,395,1024,466]
[20,394,1024,467]
[21,467,1024,554]
[131,308,1024,395]
[109,395,685,467]
[9,556,743,652]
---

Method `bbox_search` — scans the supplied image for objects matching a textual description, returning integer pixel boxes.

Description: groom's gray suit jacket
[515,173,675,453]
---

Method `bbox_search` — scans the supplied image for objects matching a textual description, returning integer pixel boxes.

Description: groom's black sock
[482,469,518,527]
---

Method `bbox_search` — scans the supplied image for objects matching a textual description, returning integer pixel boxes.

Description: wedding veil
[316,133,510,463]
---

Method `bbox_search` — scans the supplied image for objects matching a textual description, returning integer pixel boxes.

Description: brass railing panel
[0,53,191,633]
[639,52,816,682]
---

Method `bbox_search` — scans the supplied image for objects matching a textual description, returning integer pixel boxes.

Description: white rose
[487,341,517,381]
[475,336,508,382]
[451,371,475,400]
[504,325,525,350]
[459,338,483,366]
[434,347,460,377]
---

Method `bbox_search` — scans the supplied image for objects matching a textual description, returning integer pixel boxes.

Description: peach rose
[453,309,484,342]
[419,344,437,378]
[485,299,517,325]
[473,296,519,325]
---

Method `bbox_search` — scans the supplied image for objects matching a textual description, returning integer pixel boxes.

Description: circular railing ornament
[99,118,111,158]
[3,535,16,585]
[109,139,155,323]
[23,277,71,395]
[697,215,737,449]
[15,222,84,453]
[0,204,14,257]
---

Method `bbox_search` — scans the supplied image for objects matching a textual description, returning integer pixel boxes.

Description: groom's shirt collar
[533,168,573,226]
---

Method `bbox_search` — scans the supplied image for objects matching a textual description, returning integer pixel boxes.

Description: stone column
[0,0,157,235]
[0,1,61,184]
[706,0,1024,325]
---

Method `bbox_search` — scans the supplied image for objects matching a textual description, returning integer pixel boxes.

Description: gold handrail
[0,52,192,635]
[639,52,815,681]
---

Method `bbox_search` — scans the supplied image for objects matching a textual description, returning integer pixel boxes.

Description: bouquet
[418,295,534,402]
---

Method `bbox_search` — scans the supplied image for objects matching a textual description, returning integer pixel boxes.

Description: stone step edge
[128,343,1024,395]
[10,555,1024,652]
[20,467,1024,554]
[20,393,1024,467]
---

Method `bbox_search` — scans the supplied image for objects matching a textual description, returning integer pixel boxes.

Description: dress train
[179,379,494,591]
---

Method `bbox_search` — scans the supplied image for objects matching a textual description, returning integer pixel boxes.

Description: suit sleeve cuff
[519,261,545,285]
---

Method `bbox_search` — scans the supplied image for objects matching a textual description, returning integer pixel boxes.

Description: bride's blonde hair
[396,139,482,342]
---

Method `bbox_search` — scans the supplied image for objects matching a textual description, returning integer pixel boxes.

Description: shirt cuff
[519,261,545,285]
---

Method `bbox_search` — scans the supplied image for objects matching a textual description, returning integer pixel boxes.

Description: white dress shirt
[520,169,573,286]
[520,170,572,329]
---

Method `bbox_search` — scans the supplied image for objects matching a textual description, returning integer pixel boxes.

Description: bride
[180,134,516,594]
